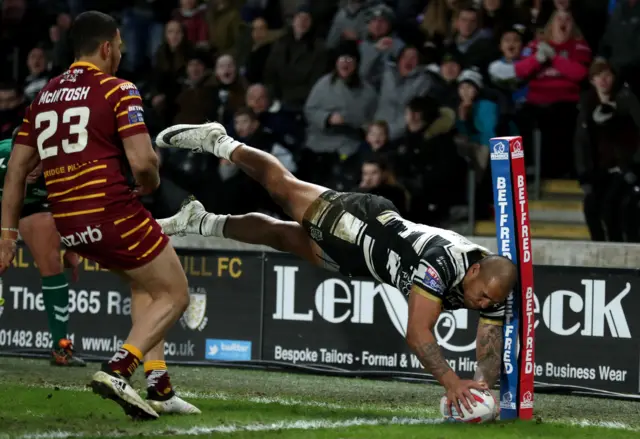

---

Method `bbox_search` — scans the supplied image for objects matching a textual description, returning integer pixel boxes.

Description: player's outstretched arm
[406,288,453,385]
[474,320,503,388]
[0,143,40,270]
[122,134,160,195]
[406,287,486,414]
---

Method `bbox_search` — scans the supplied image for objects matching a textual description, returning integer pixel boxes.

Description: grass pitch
[0,357,639,438]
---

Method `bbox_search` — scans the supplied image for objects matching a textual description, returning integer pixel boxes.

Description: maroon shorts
[57,208,169,271]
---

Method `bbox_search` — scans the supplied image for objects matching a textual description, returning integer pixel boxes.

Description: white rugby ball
[439,389,498,423]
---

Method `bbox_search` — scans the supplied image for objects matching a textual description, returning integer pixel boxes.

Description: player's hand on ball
[0,238,17,275]
[445,379,488,415]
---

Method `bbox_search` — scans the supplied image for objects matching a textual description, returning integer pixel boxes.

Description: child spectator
[488,25,529,108]
[365,120,390,153]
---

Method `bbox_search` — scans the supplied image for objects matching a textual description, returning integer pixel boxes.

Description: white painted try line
[26,383,437,415]
[9,416,443,439]
[7,416,640,439]
[24,385,640,433]
[555,418,640,432]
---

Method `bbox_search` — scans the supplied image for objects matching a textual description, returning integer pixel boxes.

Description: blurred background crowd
[2,0,640,242]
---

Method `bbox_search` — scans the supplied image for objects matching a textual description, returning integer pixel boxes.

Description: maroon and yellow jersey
[17,61,149,229]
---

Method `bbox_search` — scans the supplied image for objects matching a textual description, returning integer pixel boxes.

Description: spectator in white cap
[358,3,405,90]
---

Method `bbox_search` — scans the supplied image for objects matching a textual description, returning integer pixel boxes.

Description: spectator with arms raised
[358,4,405,90]
[515,9,591,178]
[327,0,373,49]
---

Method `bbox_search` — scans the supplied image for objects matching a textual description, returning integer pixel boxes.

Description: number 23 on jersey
[35,106,90,159]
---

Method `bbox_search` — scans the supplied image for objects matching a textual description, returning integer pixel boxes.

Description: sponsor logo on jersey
[127,105,144,124]
[60,68,82,83]
[309,226,323,241]
[60,225,103,247]
[434,255,451,280]
[423,263,445,294]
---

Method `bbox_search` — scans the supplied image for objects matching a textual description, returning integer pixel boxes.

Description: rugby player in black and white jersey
[155,122,517,416]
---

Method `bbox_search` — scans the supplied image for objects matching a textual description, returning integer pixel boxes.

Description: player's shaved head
[479,255,518,300]
[462,254,518,310]
[70,11,118,58]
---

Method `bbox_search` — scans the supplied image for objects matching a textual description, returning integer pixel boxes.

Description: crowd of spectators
[2,0,640,242]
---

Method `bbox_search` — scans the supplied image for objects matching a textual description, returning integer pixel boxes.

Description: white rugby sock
[211,135,242,161]
[188,212,229,237]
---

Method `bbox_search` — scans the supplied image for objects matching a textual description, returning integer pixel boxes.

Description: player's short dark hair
[70,11,118,58]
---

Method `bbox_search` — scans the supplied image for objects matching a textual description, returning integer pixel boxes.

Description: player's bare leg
[130,286,200,415]
[19,212,85,367]
[158,198,325,268]
[117,246,189,354]
[156,123,331,266]
[156,122,326,223]
[91,245,189,420]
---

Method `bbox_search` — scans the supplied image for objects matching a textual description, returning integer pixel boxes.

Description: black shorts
[302,190,398,277]
[0,201,50,221]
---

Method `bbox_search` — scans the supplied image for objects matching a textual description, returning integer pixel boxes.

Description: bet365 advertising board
[0,245,638,397]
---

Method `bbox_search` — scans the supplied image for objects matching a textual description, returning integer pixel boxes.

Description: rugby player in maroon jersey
[0,11,199,419]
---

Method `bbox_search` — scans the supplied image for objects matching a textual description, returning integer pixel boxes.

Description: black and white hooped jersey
[368,211,504,322]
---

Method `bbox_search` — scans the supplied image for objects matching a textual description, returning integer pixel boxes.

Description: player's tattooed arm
[474,321,503,388]
[406,286,457,387]
[413,340,453,382]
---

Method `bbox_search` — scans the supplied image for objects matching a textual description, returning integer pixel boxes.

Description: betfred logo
[521,391,533,409]
[60,226,103,247]
[511,140,524,159]
[503,324,515,374]
[515,175,531,263]
[491,141,509,160]
[495,177,513,259]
